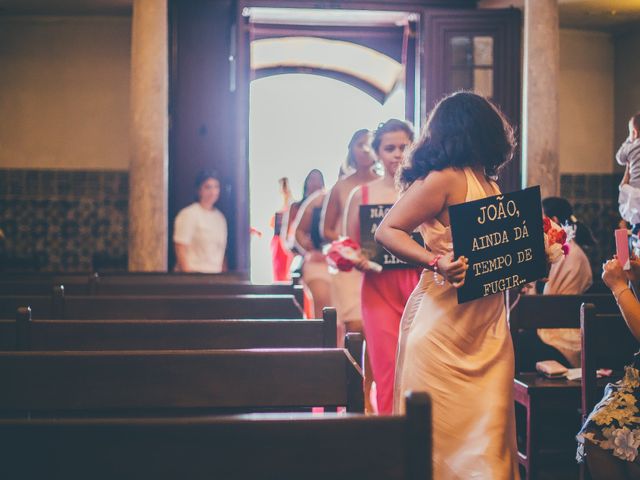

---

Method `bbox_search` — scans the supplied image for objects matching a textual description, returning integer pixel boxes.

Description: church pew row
[508,293,618,373]
[0,347,364,417]
[0,275,304,305]
[0,293,302,320]
[508,294,618,479]
[0,307,337,351]
[0,271,249,294]
[0,392,432,480]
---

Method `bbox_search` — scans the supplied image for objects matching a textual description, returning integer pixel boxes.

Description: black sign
[449,186,547,304]
[359,204,423,270]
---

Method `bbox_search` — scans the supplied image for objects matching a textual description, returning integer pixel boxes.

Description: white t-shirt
[173,203,227,273]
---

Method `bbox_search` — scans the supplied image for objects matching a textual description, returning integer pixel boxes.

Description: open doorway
[244,7,419,283]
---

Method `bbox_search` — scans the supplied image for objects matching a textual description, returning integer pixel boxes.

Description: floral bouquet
[325,237,383,273]
[543,216,573,264]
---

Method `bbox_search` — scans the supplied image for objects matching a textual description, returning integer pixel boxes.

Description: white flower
[603,427,640,462]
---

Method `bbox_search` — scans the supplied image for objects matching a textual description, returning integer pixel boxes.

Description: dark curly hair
[372,119,414,154]
[398,91,516,190]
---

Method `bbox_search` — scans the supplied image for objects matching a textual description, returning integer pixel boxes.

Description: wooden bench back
[581,303,640,415]
[0,307,336,351]
[0,392,431,480]
[0,291,302,319]
[0,271,250,295]
[509,294,618,372]
[0,347,363,416]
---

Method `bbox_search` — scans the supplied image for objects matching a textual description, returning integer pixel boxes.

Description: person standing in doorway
[173,171,227,273]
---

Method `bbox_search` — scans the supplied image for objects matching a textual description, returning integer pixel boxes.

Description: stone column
[522,0,560,197]
[128,0,168,271]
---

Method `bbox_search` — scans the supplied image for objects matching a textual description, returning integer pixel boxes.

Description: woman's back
[394,166,519,479]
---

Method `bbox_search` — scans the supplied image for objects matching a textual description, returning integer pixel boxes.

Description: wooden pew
[0,291,302,320]
[509,294,618,373]
[508,294,618,480]
[581,303,640,417]
[0,271,250,295]
[0,347,364,417]
[0,273,94,295]
[0,392,432,480]
[0,307,337,351]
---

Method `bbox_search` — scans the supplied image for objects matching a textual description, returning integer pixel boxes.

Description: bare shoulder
[414,168,463,191]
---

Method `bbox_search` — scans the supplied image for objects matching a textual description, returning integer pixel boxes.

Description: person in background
[321,129,378,413]
[617,112,640,237]
[577,256,640,479]
[291,185,330,320]
[270,177,294,282]
[344,118,421,414]
[321,129,379,336]
[518,197,595,369]
[173,171,227,273]
[280,169,325,260]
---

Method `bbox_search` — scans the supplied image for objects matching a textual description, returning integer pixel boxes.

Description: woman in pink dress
[375,92,519,479]
[344,119,421,414]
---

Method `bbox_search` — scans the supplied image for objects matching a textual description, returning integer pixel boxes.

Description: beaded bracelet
[429,254,445,286]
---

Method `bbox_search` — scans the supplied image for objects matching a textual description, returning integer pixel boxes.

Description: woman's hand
[354,254,375,272]
[602,258,629,293]
[626,254,640,284]
[437,253,468,288]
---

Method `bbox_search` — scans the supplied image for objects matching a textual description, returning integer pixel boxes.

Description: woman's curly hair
[398,91,516,190]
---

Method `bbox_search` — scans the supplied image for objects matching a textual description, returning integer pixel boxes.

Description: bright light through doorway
[249,74,405,283]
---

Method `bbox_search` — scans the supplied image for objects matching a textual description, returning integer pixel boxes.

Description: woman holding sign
[344,119,421,415]
[375,92,519,479]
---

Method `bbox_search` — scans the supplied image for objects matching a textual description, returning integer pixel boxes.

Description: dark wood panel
[0,348,359,413]
[169,0,244,271]
[0,392,432,480]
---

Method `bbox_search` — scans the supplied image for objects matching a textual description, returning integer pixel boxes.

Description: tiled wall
[0,169,128,272]
[0,169,624,274]
[560,173,622,276]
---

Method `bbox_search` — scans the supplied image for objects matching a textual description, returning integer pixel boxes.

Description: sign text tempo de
[449,186,546,304]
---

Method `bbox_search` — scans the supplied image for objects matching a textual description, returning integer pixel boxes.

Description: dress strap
[361,184,369,205]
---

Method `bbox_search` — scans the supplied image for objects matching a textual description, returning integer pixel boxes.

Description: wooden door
[423,8,522,193]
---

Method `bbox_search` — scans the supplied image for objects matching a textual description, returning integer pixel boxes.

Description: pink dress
[360,185,420,414]
[393,168,519,479]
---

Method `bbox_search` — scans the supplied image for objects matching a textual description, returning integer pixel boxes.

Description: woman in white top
[173,171,227,273]
[519,196,595,369]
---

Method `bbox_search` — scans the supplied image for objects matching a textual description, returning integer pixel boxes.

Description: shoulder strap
[361,185,369,205]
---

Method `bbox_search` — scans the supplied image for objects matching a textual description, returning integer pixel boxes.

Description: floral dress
[577,354,640,463]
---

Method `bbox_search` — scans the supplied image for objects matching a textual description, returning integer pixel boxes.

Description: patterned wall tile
[560,173,622,277]
[0,169,128,272]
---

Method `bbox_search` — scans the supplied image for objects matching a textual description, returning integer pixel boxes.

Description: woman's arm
[321,185,342,241]
[375,170,467,286]
[344,187,362,244]
[603,258,640,342]
[174,243,191,272]
[293,194,322,254]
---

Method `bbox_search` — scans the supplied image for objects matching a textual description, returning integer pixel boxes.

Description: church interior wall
[0,15,131,271]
